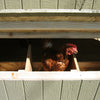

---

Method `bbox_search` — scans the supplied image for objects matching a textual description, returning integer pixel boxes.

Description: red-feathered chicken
[42,41,78,71]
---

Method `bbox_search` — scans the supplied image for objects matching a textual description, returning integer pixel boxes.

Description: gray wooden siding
[0,0,100,10]
[23,0,40,9]
[5,0,22,9]
[0,80,100,100]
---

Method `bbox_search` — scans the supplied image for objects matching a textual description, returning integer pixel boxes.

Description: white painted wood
[59,0,75,9]
[44,80,61,100]
[0,80,8,100]
[95,82,100,100]
[4,80,25,100]
[0,0,5,9]
[23,0,40,9]
[61,80,81,100]
[78,80,100,100]
[41,0,57,9]
[93,0,100,10]
[0,32,100,38]
[24,80,42,100]
[1,9,100,13]
[5,0,22,9]
[76,0,93,9]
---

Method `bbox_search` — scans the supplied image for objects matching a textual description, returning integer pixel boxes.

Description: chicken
[42,41,78,71]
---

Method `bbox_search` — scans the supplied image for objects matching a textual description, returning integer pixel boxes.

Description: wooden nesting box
[0,9,100,100]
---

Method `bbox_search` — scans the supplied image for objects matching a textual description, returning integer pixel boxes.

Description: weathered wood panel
[78,80,99,100]
[44,81,61,100]
[0,0,5,9]
[4,80,25,100]
[59,0,75,9]
[5,0,22,9]
[76,0,93,9]
[24,80,42,100]
[95,82,100,100]
[23,0,40,9]
[93,0,100,10]
[61,80,81,100]
[0,80,8,100]
[41,0,57,9]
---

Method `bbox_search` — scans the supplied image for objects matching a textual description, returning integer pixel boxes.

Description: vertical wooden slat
[78,80,99,100]
[61,80,81,100]
[93,0,100,10]
[0,80,8,100]
[59,0,75,9]
[41,0,58,9]
[5,0,22,9]
[0,0,5,9]
[76,0,93,9]
[94,82,100,100]
[23,0,40,9]
[24,80,42,100]
[4,80,25,100]
[44,80,61,100]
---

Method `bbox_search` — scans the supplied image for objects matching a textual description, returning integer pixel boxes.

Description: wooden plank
[95,82,100,100]
[0,80,8,100]
[23,0,40,9]
[0,16,100,22]
[5,0,22,9]
[24,80,42,100]
[93,0,100,10]
[44,80,61,100]
[59,0,75,9]
[4,80,25,100]
[41,0,57,9]
[61,80,81,100]
[0,0,5,9]
[78,80,99,100]
[25,45,32,72]
[76,0,93,9]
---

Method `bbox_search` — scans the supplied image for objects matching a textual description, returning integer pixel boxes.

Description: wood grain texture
[93,0,100,10]
[59,0,75,9]
[5,0,22,9]
[41,0,57,9]
[95,82,100,100]
[44,80,61,100]
[78,80,100,100]
[0,80,8,100]
[4,80,25,100]
[0,0,5,9]
[61,80,81,100]
[24,80,42,100]
[23,0,40,9]
[76,0,93,9]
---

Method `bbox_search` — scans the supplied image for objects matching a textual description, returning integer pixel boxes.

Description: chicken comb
[66,43,77,48]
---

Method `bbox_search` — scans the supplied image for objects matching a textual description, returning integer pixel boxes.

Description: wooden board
[5,0,22,9]
[4,80,25,100]
[0,0,5,9]
[23,0,40,9]
[24,80,42,100]
[76,0,93,9]
[61,80,81,100]
[93,0,100,10]
[0,80,8,100]
[44,80,61,100]
[59,0,75,9]
[41,0,57,9]
[95,82,100,100]
[78,80,100,100]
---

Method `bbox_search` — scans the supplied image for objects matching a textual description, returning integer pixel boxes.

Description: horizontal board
[23,0,40,9]
[5,0,22,9]
[59,0,75,9]
[41,0,57,9]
